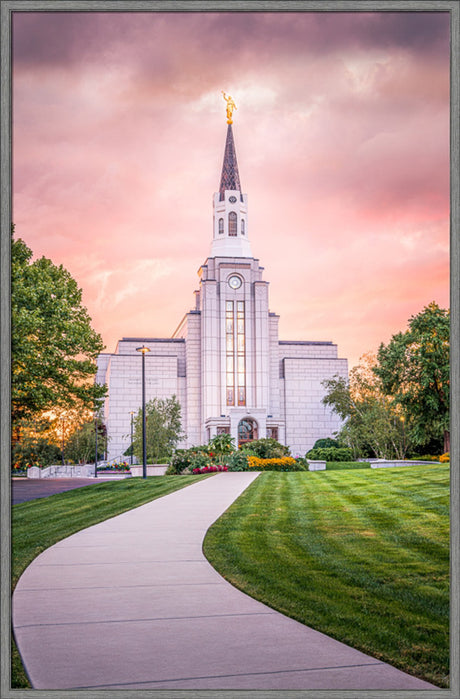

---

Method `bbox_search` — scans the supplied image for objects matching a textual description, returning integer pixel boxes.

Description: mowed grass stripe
[203,466,449,687]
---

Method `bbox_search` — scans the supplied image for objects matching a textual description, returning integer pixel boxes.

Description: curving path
[13,472,436,691]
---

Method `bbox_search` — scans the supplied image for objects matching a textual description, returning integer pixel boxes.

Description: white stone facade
[97,123,348,460]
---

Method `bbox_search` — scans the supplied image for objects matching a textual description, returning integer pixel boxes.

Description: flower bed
[98,461,131,472]
[247,456,305,471]
[192,465,228,474]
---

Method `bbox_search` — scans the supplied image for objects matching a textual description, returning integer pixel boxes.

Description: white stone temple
[96,107,348,461]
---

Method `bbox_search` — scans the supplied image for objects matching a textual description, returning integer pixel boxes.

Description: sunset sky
[12,10,450,368]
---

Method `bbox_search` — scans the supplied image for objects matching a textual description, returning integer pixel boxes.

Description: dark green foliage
[132,395,183,463]
[322,354,410,459]
[12,419,61,470]
[225,451,250,471]
[208,433,236,461]
[166,446,214,474]
[166,449,193,474]
[11,233,106,427]
[375,302,450,452]
[65,419,107,464]
[295,456,309,470]
[204,466,449,687]
[312,437,341,449]
[240,437,290,458]
[306,446,353,462]
[188,452,212,471]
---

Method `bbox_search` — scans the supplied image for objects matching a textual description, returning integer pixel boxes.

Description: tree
[375,303,450,452]
[65,419,107,464]
[322,353,409,459]
[132,396,183,463]
[12,417,62,470]
[11,232,106,432]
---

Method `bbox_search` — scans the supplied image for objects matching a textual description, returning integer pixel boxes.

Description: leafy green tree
[323,353,409,459]
[375,303,450,453]
[65,419,107,464]
[12,417,61,469]
[133,396,183,463]
[11,232,106,432]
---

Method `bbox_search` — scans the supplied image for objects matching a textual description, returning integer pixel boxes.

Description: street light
[136,345,151,478]
[61,418,65,466]
[130,411,135,466]
[94,414,98,479]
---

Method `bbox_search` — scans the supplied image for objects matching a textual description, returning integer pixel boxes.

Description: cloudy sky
[12,10,450,368]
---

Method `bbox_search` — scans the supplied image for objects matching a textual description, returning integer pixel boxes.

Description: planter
[307,460,326,471]
[130,464,168,477]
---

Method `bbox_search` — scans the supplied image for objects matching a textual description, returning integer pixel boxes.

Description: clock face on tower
[228,275,242,289]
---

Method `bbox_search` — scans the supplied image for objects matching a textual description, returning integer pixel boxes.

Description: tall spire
[211,94,252,258]
[219,124,242,200]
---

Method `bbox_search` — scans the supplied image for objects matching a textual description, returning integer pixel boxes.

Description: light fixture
[136,346,151,478]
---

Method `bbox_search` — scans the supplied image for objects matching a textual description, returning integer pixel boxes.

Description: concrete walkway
[13,472,436,691]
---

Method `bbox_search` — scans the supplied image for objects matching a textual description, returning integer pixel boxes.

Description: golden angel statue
[222,91,237,124]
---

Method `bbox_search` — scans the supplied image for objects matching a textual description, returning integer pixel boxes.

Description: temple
[96,105,348,460]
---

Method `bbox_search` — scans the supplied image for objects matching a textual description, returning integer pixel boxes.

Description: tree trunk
[444,430,450,454]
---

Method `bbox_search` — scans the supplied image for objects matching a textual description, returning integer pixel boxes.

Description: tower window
[218,218,224,234]
[228,211,237,237]
[241,219,245,235]
[226,300,246,407]
[226,301,235,406]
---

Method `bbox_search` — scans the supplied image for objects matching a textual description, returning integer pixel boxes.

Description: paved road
[11,477,121,504]
[13,472,436,691]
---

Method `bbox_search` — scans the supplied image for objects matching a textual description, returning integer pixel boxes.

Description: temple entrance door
[238,418,258,447]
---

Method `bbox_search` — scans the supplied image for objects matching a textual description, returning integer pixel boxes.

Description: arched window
[218,218,224,235]
[228,211,237,236]
[241,219,245,235]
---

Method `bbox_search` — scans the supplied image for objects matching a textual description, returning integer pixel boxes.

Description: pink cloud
[12,11,450,368]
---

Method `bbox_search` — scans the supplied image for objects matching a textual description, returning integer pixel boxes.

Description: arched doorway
[238,418,258,447]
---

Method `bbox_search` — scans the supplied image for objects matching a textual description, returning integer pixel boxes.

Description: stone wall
[282,356,348,456]
[27,465,95,478]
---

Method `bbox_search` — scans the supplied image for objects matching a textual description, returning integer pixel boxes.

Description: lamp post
[130,411,134,466]
[136,346,151,478]
[61,418,65,466]
[94,414,98,478]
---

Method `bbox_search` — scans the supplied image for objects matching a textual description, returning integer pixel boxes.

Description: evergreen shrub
[226,452,249,471]
[312,438,341,449]
[306,446,353,462]
[240,438,290,459]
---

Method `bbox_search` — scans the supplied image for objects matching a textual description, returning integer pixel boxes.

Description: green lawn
[11,475,210,688]
[203,465,449,687]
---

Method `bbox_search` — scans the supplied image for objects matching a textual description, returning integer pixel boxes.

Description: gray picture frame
[1,2,458,698]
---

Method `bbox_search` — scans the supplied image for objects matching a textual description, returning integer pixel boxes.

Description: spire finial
[222,91,237,124]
